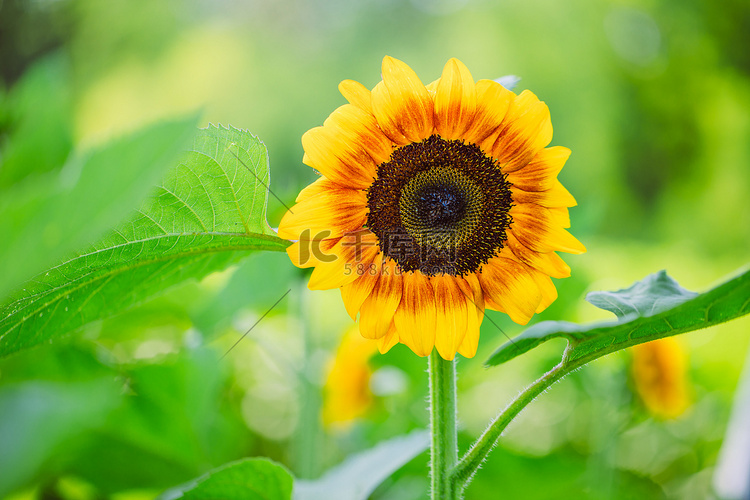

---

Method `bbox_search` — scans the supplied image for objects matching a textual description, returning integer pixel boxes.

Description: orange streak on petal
[302,121,376,190]
[464,79,514,148]
[307,229,380,290]
[433,275,469,360]
[359,258,404,340]
[434,58,477,140]
[340,260,381,320]
[477,256,542,325]
[507,146,570,191]
[277,188,366,240]
[394,271,436,357]
[308,230,380,290]
[508,204,586,254]
[511,181,577,208]
[371,56,434,145]
[505,230,571,279]
[456,273,485,358]
[324,103,393,167]
[492,90,553,173]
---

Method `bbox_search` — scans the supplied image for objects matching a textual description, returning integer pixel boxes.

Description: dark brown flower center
[366,135,513,276]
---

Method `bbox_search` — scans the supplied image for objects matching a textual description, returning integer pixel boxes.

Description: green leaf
[0,115,198,299]
[0,54,74,188]
[69,348,250,493]
[190,251,297,337]
[586,270,698,319]
[293,430,429,500]
[0,125,290,358]
[0,378,122,496]
[160,458,293,500]
[486,269,750,367]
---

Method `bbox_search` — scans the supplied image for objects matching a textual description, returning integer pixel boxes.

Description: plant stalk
[451,361,568,493]
[429,350,459,500]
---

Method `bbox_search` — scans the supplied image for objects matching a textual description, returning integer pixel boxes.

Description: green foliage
[486,269,750,367]
[0,377,123,496]
[294,431,429,500]
[0,343,251,496]
[161,458,293,500]
[462,445,666,500]
[190,251,298,337]
[0,125,289,358]
[0,116,197,299]
[73,349,248,493]
[0,54,73,188]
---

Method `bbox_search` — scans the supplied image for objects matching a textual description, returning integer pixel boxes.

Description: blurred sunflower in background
[631,337,691,419]
[322,325,377,428]
[278,56,585,360]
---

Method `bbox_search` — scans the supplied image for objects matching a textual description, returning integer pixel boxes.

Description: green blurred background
[1,0,749,498]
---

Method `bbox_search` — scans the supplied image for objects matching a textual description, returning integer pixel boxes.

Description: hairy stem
[452,361,569,493]
[429,351,458,500]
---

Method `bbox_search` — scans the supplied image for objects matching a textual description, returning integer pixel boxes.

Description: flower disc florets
[367,135,513,276]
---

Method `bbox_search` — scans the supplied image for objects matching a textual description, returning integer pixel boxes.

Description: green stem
[429,350,458,500]
[451,361,569,493]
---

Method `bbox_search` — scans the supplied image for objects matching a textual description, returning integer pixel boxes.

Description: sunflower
[631,338,690,419]
[278,56,585,360]
[323,325,377,428]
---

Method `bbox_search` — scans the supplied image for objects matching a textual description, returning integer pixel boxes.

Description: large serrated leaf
[0,116,197,299]
[0,125,289,358]
[159,458,293,500]
[486,269,750,367]
[293,430,429,500]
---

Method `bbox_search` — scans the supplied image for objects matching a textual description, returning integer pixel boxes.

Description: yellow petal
[456,274,484,358]
[547,207,571,228]
[359,259,403,340]
[338,79,372,113]
[308,230,380,290]
[287,236,339,269]
[477,256,542,325]
[324,103,393,166]
[295,177,338,203]
[507,146,570,191]
[277,188,366,240]
[520,265,558,314]
[377,321,399,354]
[505,230,571,279]
[434,58,477,140]
[464,79,514,148]
[433,275,469,360]
[491,90,553,173]
[340,262,381,320]
[302,112,381,190]
[394,271,436,356]
[508,204,586,254]
[511,181,577,208]
[371,56,434,145]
